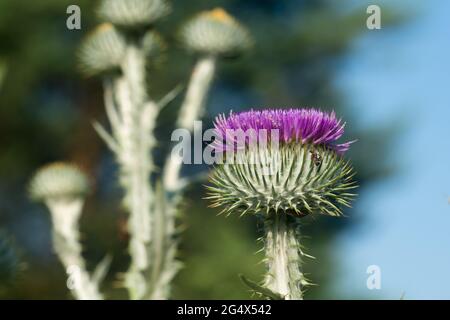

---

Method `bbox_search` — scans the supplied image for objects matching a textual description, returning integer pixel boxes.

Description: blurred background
[0,0,449,299]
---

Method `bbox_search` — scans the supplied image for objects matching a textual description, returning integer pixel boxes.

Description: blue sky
[332,1,450,299]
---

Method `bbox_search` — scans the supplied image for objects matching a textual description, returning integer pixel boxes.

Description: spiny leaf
[239,274,284,300]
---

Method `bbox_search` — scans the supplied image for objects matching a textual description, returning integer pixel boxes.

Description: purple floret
[212,108,354,154]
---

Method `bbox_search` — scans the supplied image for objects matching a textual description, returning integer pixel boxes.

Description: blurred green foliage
[0,0,395,299]
[0,231,20,290]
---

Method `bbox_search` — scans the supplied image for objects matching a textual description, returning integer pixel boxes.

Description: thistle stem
[147,55,216,299]
[263,213,304,300]
[145,183,180,299]
[177,55,216,130]
[46,198,102,300]
[163,55,216,192]
[106,40,181,300]
[114,43,156,299]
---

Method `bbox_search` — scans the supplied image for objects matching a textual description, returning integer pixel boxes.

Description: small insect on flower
[310,150,322,170]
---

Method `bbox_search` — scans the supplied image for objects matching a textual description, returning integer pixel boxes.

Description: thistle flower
[208,108,356,218]
[206,108,357,300]
[97,0,171,29]
[180,8,252,57]
[78,23,126,76]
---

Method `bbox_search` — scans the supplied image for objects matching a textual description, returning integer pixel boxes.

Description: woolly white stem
[46,198,102,300]
[102,42,180,300]
[163,55,216,192]
[114,44,157,300]
[100,46,216,300]
[145,184,180,299]
[263,214,304,300]
[177,55,216,130]
[149,55,217,298]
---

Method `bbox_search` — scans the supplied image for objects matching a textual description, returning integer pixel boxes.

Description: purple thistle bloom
[213,108,354,154]
[207,109,358,300]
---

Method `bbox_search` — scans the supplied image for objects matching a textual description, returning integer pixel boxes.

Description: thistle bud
[78,23,126,76]
[207,108,357,217]
[142,30,166,58]
[29,162,90,202]
[180,8,252,57]
[97,0,171,29]
[30,162,90,242]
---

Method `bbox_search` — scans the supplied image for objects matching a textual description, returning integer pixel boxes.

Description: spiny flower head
[29,162,90,201]
[180,8,252,57]
[78,23,126,76]
[213,108,353,154]
[206,108,357,218]
[97,0,171,29]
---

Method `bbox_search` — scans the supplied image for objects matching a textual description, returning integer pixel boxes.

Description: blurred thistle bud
[78,23,126,76]
[207,109,357,217]
[180,8,252,57]
[29,162,90,239]
[142,30,166,59]
[29,162,90,202]
[97,0,171,30]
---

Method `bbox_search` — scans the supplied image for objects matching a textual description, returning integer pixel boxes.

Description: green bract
[207,143,356,217]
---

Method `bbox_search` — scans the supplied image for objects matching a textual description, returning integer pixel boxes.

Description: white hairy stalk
[115,43,157,299]
[98,39,184,299]
[148,55,216,299]
[263,214,305,300]
[163,55,216,192]
[145,183,181,299]
[95,26,221,301]
[46,198,103,300]
[97,41,158,299]
[53,2,252,301]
